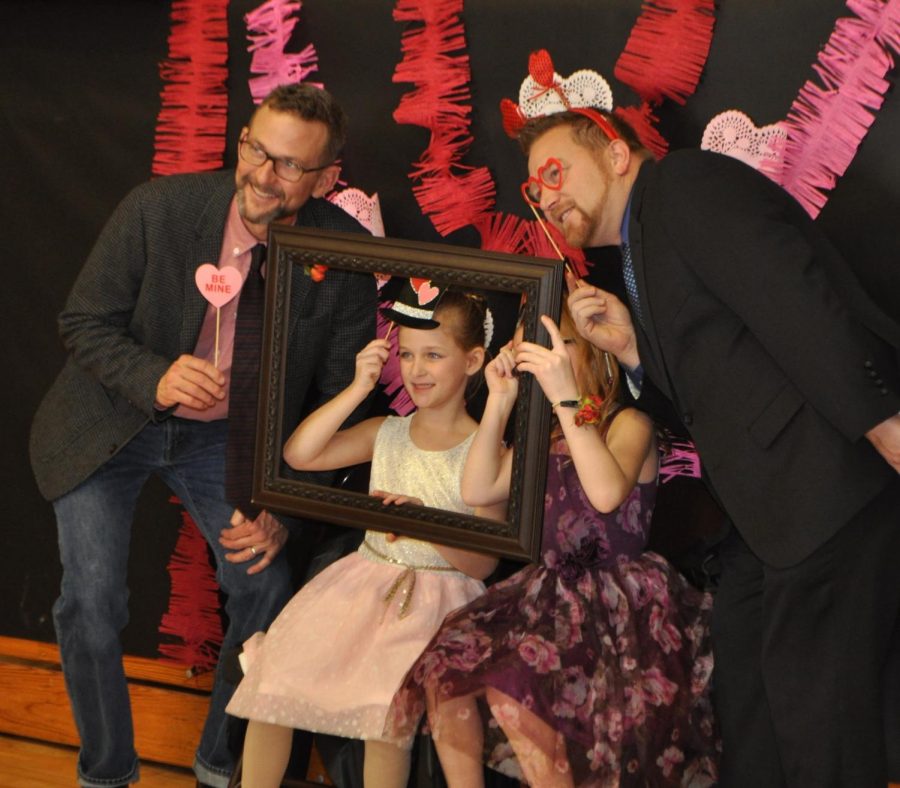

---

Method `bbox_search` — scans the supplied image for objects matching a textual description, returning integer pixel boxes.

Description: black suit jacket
[626,150,900,567]
[30,170,376,501]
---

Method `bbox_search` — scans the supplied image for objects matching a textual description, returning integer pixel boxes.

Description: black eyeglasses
[238,136,332,182]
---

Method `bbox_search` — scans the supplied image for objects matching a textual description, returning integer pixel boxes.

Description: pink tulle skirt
[226,549,485,746]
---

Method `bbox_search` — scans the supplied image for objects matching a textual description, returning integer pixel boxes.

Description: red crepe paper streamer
[614,0,716,107]
[245,0,320,104]
[392,0,715,272]
[411,170,496,237]
[152,0,229,176]
[768,0,900,218]
[523,220,589,279]
[474,213,531,256]
[153,0,228,665]
[615,102,670,160]
[474,213,590,278]
[612,0,716,158]
[157,499,224,673]
[392,0,495,236]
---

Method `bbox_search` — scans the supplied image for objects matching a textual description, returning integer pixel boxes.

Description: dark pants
[712,478,900,787]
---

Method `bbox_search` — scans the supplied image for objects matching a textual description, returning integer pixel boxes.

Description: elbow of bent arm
[282,440,311,470]
[585,481,633,514]
[461,480,503,508]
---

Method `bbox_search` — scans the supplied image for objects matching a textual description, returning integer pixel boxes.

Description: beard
[554,208,595,250]
[235,174,293,226]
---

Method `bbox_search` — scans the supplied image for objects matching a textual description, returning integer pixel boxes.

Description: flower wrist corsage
[552,394,604,427]
[574,394,604,426]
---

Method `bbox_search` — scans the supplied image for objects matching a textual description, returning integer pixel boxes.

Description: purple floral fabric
[386,433,719,785]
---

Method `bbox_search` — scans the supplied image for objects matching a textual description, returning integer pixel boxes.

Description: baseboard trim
[0,635,212,768]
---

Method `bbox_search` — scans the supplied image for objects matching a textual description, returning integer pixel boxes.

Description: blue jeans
[52,418,292,788]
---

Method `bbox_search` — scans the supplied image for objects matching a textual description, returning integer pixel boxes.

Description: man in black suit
[516,109,900,786]
[30,84,376,788]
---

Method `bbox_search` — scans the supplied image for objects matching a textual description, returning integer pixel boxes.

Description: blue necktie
[620,242,644,327]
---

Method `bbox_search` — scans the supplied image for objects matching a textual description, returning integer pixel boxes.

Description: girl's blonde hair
[432,289,488,351]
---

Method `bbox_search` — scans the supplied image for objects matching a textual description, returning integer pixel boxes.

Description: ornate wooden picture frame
[252,226,564,561]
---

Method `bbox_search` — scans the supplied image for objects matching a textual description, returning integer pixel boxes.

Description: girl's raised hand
[371,489,425,507]
[484,341,519,402]
[352,338,391,393]
[514,315,580,404]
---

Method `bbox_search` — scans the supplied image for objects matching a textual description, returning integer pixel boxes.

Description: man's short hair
[517,109,645,158]
[258,83,348,165]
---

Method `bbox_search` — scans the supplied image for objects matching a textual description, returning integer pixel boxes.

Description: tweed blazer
[626,150,900,567]
[30,170,376,501]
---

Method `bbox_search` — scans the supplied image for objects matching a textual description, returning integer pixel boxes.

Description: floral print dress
[385,430,719,786]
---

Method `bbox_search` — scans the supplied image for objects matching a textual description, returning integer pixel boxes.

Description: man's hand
[220,509,288,575]
[566,271,641,370]
[866,413,900,473]
[156,354,225,410]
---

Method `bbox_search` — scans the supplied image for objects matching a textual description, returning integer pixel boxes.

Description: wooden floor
[0,732,331,787]
[0,733,196,787]
[6,730,900,788]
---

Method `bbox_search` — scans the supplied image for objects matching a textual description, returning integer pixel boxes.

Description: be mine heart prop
[195,264,243,308]
[195,263,245,367]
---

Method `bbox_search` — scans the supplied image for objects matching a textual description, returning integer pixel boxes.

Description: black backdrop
[3,0,897,656]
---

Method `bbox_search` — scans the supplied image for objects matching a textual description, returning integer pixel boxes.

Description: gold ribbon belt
[362,539,458,619]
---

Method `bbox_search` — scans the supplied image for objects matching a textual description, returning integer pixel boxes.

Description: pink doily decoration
[329,188,386,237]
[701,110,787,175]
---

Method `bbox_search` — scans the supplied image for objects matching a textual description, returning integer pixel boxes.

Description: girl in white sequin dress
[226,288,501,788]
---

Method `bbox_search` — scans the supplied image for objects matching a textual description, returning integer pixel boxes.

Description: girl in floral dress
[386,308,719,787]
[226,288,502,788]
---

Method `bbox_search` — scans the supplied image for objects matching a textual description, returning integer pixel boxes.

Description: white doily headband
[500,49,618,141]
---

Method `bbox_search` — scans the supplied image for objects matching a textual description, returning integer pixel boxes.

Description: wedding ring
[250,546,257,556]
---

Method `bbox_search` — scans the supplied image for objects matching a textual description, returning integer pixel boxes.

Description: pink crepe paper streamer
[377,300,416,416]
[392,0,496,236]
[152,0,229,176]
[245,0,321,104]
[659,439,703,483]
[157,499,224,672]
[768,0,900,218]
[614,0,716,107]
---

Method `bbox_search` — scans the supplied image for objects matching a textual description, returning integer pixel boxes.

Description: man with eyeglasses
[515,108,900,787]
[30,83,376,788]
